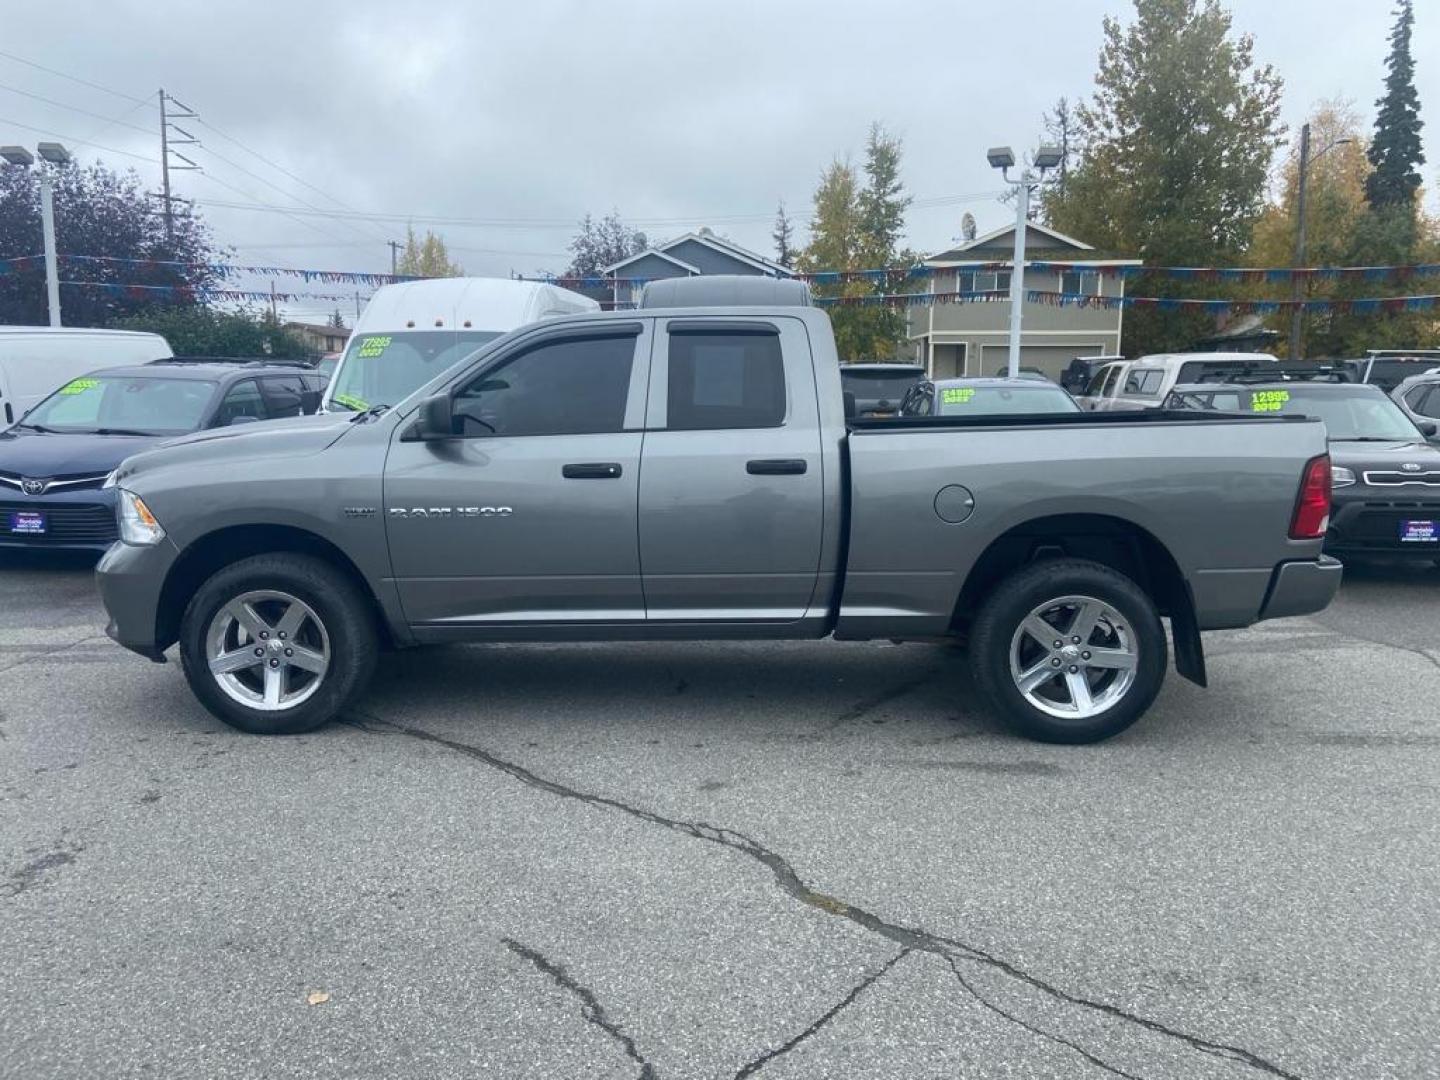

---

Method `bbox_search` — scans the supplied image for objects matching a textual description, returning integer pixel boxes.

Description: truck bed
[835,410,1331,641]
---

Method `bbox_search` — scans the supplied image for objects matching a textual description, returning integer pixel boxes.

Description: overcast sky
[2,1,1435,321]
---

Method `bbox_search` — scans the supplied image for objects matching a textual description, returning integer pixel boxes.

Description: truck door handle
[746,458,808,476]
[562,462,623,479]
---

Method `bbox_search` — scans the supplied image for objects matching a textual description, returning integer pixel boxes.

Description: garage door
[980,344,1110,382]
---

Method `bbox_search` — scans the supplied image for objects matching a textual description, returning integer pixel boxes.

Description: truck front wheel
[970,558,1166,744]
[178,553,378,735]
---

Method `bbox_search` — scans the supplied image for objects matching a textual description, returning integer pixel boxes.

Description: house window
[960,270,1011,293]
[1059,270,1100,296]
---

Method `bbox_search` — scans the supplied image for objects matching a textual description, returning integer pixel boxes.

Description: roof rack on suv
[1189,365,1355,385]
[151,356,319,368]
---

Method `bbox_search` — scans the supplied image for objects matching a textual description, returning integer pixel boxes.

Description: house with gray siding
[909,223,1141,381]
[604,228,791,306]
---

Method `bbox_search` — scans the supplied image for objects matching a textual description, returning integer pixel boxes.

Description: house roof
[924,222,1130,265]
[601,247,701,276]
[604,229,792,278]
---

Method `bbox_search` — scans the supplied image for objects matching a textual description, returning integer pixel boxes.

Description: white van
[0,327,172,427]
[323,278,598,412]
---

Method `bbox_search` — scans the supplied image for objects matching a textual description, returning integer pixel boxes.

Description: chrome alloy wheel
[1008,594,1138,720]
[204,590,331,711]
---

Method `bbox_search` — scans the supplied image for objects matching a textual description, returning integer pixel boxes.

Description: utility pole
[388,240,402,276]
[355,290,362,321]
[1288,123,1311,362]
[269,280,278,322]
[988,145,1063,379]
[157,89,200,248]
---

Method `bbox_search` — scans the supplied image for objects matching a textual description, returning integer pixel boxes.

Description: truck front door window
[454,335,634,437]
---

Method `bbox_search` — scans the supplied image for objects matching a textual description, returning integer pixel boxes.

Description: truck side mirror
[409,393,455,440]
[300,389,322,415]
[1416,420,1437,438]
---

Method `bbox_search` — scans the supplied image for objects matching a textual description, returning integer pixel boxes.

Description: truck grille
[1363,470,1440,486]
[0,500,117,544]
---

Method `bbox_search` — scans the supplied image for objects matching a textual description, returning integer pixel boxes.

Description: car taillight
[1290,454,1332,539]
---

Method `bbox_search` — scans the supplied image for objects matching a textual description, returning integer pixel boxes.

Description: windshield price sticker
[942,387,976,405]
[332,393,370,412]
[59,378,99,395]
[1251,389,1290,412]
[355,336,392,359]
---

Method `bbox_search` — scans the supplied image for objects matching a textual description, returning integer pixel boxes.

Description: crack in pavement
[732,949,909,1078]
[1307,617,1440,673]
[808,670,939,736]
[501,937,657,1080]
[946,956,1146,1080]
[363,715,1301,1080]
[0,633,109,678]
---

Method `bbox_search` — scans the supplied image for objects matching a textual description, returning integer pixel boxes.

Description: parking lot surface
[1,554,1437,1079]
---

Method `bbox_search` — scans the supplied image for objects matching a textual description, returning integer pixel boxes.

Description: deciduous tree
[0,161,219,327]
[397,225,463,278]
[564,211,647,277]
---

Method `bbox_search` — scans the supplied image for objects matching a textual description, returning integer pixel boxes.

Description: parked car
[97,285,1340,745]
[838,362,926,418]
[1060,355,1122,396]
[1081,352,1277,411]
[1359,351,1440,392]
[324,278,598,413]
[0,360,325,552]
[1391,372,1440,431]
[0,326,172,429]
[988,366,1053,381]
[900,377,1081,417]
[1164,376,1440,562]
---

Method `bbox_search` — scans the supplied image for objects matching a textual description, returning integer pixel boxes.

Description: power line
[0,50,156,107]
[0,81,157,135]
[0,114,158,163]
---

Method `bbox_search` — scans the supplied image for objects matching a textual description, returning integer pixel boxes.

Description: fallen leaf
[306,991,330,1006]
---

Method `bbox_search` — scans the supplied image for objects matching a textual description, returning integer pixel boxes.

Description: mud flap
[1170,585,1207,688]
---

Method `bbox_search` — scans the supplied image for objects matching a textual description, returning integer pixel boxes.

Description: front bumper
[96,538,181,661]
[1326,492,1440,558]
[1258,556,1344,620]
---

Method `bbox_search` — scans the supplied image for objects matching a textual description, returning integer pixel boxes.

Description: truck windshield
[1240,386,1423,441]
[932,384,1080,417]
[22,374,216,435]
[326,331,502,411]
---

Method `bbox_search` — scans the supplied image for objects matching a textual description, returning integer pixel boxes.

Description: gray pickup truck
[97,303,1341,743]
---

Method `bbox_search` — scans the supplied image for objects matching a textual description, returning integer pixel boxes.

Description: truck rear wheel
[970,558,1166,744]
[178,553,378,735]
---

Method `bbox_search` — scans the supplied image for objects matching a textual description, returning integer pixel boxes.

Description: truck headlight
[1331,466,1356,487]
[117,488,165,546]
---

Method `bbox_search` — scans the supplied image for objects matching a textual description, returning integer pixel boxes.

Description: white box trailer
[323,278,598,412]
[0,327,173,427]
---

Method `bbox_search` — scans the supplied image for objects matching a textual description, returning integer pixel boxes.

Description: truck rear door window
[666,331,785,430]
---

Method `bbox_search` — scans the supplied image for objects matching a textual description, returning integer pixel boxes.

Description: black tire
[178,553,378,735]
[970,558,1167,744]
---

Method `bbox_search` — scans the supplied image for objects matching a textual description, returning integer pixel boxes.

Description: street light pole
[40,175,60,327]
[1288,123,1311,362]
[989,144,1062,380]
[1288,125,1352,362]
[1005,180,1030,380]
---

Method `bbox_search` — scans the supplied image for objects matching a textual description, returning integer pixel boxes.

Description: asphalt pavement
[1,552,1437,1079]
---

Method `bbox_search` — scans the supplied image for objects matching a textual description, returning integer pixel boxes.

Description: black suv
[1165,372,1440,562]
[0,360,326,551]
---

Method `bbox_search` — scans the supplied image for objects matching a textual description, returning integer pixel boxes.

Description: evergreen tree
[771,201,794,268]
[1365,0,1425,211]
[856,124,910,265]
[328,307,346,330]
